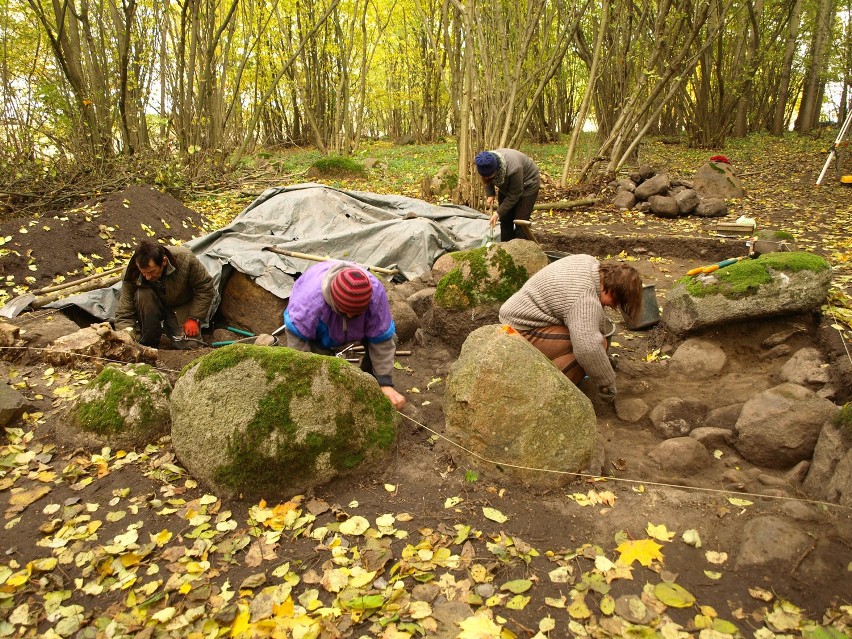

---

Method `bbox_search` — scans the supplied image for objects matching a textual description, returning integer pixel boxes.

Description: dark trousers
[499,188,539,242]
[135,287,181,347]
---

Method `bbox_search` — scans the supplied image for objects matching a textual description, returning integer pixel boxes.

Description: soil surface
[0,175,851,638]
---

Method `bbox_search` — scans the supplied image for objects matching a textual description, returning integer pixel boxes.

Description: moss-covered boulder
[445,325,596,488]
[170,344,398,498]
[68,364,171,449]
[663,252,832,335]
[433,240,548,310]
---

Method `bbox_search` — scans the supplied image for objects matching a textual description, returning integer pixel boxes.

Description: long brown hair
[600,263,643,322]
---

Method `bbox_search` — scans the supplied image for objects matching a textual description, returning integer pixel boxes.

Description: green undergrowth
[75,364,167,435]
[188,345,396,495]
[434,246,529,309]
[834,403,852,442]
[679,252,831,299]
[310,155,366,178]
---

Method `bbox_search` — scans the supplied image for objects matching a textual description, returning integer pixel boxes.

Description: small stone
[757,473,790,488]
[615,397,649,423]
[762,329,800,348]
[760,344,791,360]
[475,584,495,597]
[785,460,810,485]
[779,500,822,522]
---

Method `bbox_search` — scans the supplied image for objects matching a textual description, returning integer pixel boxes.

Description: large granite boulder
[735,383,839,469]
[802,404,852,506]
[693,160,744,199]
[444,325,596,487]
[422,302,502,354]
[219,271,287,336]
[386,293,420,342]
[433,240,548,310]
[67,364,172,449]
[663,252,832,335]
[170,344,398,497]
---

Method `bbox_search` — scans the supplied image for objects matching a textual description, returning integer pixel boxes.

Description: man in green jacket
[114,240,215,348]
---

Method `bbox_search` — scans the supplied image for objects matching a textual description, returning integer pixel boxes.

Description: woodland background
[1,0,851,214]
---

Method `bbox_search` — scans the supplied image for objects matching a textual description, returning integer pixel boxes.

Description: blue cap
[474,151,499,176]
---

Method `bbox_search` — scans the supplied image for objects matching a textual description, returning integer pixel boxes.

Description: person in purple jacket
[283,260,406,410]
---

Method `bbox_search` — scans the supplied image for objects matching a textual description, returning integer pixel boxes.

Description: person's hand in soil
[381,386,406,410]
[598,384,616,403]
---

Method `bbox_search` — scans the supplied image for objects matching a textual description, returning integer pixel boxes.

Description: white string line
[1,345,848,511]
[397,411,851,511]
[0,345,187,375]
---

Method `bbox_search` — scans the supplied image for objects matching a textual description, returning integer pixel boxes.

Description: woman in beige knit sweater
[499,254,642,402]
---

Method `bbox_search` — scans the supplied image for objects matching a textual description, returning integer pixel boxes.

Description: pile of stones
[611,158,744,218]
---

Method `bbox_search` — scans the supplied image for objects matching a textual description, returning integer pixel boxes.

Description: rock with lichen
[433,240,548,310]
[67,363,172,449]
[170,344,398,497]
[663,252,832,335]
[444,325,596,488]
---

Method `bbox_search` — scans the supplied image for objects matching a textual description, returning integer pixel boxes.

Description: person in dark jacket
[284,260,406,410]
[475,149,540,242]
[114,240,215,348]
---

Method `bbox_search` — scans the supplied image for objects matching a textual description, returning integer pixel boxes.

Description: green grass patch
[834,403,852,442]
[310,155,367,178]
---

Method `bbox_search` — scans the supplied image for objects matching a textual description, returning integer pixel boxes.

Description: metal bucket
[626,283,661,330]
[603,317,616,351]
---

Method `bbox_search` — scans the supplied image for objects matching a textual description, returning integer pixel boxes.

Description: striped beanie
[330,268,373,316]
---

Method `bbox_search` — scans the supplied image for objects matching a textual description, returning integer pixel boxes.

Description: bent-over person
[114,240,214,348]
[499,254,642,403]
[474,149,540,242]
[283,260,406,411]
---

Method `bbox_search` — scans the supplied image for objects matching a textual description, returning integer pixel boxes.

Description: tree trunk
[771,0,803,135]
[562,0,609,185]
[796,0,836,133]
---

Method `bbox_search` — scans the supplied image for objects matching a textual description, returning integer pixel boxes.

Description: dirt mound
[0,185,203,292]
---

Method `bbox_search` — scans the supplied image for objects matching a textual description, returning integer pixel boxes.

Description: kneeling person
[114,240,215,348]
[284,261,406,410]
[499,254,642,403]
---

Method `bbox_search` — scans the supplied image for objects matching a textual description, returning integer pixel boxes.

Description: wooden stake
[33,265,125,295]
[264,247,400,276]
[532,197,598,211]
[31,275,123,309]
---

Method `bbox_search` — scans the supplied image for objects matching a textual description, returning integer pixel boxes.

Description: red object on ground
[709,155,731,164]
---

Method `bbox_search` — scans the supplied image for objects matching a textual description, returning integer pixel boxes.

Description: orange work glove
[182,318,200,337]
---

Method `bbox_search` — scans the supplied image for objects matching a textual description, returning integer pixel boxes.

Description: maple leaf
[646,522,676,542]
[615,539,664,566]
[457,609,504,639]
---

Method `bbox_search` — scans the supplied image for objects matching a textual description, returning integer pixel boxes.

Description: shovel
[481,202,496,248]
[0,293,36,319]
[0,265,125,319]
